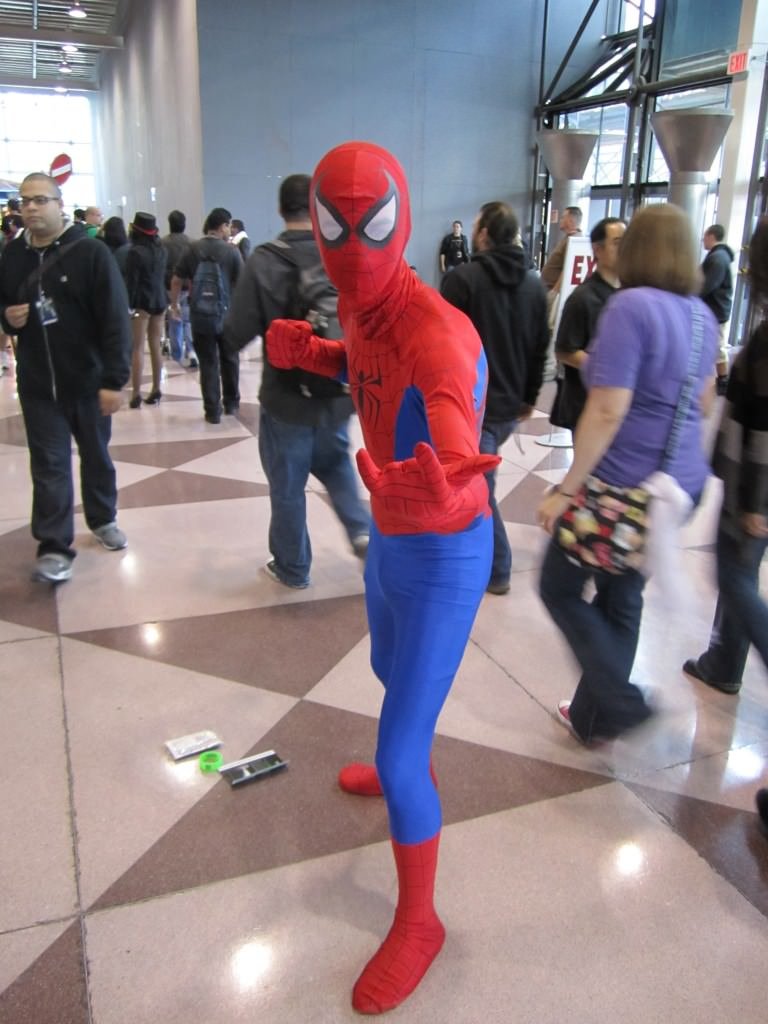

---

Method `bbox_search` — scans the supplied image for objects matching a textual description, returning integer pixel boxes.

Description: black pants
[20,393,117,560]
[193,330,240,417]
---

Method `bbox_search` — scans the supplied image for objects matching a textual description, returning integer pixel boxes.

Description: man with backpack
[170,207,242,423]
[224,174,369,588]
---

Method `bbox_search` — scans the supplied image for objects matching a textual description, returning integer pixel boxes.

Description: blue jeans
[539,540,653,742]
[697,521,768,686]
[480,419,516,584]
[168,293,194,362]
[258,409,370,586]
[20,393,117,560]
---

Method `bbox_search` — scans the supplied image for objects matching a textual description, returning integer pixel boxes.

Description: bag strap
[661,299,705,471]
[17,234,88,302]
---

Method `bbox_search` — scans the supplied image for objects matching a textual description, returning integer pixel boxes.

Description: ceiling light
[59,59,73,74]
[68,2,87,19]
[54,85,67,94]
[62,43,79,54]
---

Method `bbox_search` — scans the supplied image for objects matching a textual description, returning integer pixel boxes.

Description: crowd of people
[0,156,766,1014]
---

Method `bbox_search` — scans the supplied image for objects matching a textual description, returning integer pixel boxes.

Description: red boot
[352,833,445,1014]
[339,762,383,796]
[338,762,439,797]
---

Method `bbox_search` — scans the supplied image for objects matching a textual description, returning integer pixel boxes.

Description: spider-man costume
[266,141,498,1014]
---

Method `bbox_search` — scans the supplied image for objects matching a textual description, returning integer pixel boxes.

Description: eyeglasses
[20,195,59,207]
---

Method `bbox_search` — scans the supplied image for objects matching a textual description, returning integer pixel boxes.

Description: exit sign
[728,50,750,75]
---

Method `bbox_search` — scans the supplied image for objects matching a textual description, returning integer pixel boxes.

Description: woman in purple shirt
[536,204,718,745]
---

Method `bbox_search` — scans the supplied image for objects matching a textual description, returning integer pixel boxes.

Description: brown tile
[627,782,768,920]
[497,472,550,525]
[67,595,370,696]
[110,437,246,469]
[0,921,89,1024]
[230,400,260,435]
[90,701,610,911]
[114,468,270,509]
[0,525,60,633]
[0,412,27,447]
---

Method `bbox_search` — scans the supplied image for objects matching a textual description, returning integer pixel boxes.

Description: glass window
[0,90,96,208]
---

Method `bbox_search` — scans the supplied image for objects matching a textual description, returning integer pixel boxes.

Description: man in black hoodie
[701,224,734,395]
[441,201,548,594]
[0,172,131,583]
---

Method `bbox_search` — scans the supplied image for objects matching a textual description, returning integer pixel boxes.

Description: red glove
[265,318,313,369]
[266,318,347,377]
[356,441,500,535]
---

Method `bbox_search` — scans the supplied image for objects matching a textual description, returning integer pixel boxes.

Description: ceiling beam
[0,74,98,91]
[0,25,123,48]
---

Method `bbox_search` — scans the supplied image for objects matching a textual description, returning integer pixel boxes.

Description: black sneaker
[486,577,511,595]
[682,658,741,695]
[205,412,221,424]
[756,789,768,836]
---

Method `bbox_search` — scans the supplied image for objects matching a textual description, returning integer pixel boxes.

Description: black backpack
[263,240,348,399]
[189,243,230,334]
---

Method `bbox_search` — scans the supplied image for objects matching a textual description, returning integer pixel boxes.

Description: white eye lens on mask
[362,194,396,242]
[315,197,344,242]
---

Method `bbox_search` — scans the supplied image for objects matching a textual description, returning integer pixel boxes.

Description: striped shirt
[712,321,768,530]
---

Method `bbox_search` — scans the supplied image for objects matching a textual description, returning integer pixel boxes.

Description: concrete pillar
[537,129,598,252]
[650,108,734,238]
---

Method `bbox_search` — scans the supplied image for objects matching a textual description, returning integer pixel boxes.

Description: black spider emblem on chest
[349,360,384,424]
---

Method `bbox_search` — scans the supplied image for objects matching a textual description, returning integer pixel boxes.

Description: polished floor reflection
[1,351,767,1024]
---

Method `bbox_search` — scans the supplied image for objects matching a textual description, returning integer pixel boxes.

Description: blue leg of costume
[365,516,492,844]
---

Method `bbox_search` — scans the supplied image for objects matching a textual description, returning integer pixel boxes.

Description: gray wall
[90,0,617,283]
[95,0,205,237]
[196,0,552,285]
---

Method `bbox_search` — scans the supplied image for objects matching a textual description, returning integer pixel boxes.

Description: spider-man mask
[311,141,411,308]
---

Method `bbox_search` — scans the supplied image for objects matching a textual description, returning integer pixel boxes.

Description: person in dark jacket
[170,207,242,423]
[684,216,768,697]
[0,172,131,583]
[700,223,734,395]
[223,174,369,586]
[441,200,549,594]
[125,212,167,408]
[438,220,470,274]
[100,216,130,276]
[161,209,195,367]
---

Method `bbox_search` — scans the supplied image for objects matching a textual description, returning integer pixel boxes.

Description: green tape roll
[199,750,223,773]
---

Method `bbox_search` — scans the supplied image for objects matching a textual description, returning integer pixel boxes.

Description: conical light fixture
[68,2,87,19]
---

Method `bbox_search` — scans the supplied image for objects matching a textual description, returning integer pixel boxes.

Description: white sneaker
[32,553,73,583]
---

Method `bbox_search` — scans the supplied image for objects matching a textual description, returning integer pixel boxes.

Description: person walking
[125,213,167,408]
[441,200,548,594]
[537,204,718,745]
[224,174,369,586]
[684,217,768,696]
[170,207,242,423]
[0,172,131,582]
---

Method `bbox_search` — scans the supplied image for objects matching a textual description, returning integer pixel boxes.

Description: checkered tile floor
[1,352,766,1023]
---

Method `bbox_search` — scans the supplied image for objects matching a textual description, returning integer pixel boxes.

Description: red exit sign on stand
[728,50,750,75]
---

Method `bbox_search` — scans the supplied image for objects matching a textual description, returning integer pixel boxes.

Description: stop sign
[50,153,72,186]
